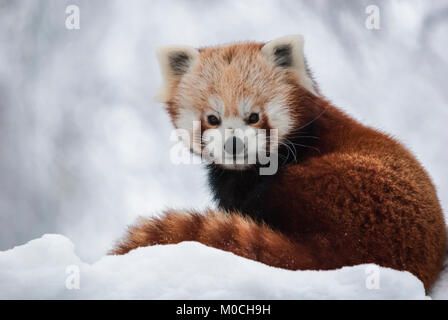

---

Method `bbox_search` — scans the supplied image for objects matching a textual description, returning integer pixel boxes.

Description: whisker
[286,134,320,140]
[296,106,328,131]
[289,142,321,154]
[277,141,298,164]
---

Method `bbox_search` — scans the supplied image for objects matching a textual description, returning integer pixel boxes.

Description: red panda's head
[156,35,318,170]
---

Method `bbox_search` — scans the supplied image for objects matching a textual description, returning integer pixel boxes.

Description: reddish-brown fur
[112,42,446,291]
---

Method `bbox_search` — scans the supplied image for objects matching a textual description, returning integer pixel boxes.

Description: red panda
[111,35,446,291]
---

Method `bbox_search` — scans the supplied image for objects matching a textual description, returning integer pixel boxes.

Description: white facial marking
[174,107,202,153]
[175,107,200,130]
[221,117,245,130]
[208,96,225,114]
[265,98,292,139]
[237,97,253,117]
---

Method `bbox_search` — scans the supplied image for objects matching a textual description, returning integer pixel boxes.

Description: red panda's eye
[207,115,220,126]
[248,113,259,124]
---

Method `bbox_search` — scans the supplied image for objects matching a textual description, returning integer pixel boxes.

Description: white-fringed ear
[261,35,317,95]
[156,45,199,101]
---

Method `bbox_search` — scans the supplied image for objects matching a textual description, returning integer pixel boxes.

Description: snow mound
[429,257,448,299]
[0,234,437,299]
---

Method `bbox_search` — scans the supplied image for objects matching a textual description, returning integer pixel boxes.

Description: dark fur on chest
[207,165,274,220]
[206,125,319,220]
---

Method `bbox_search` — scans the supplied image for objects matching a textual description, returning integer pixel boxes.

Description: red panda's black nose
[224,136,244,155]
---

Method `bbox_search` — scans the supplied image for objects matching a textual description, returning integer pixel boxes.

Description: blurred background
[0,0,447,262]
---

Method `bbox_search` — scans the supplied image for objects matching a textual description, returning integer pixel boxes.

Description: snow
[2,234,444,300]
[430,256,448,299]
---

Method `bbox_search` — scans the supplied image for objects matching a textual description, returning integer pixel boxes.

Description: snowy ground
[1,234,446,299]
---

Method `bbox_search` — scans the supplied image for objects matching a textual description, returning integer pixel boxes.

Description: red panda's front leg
[110,208,318,271]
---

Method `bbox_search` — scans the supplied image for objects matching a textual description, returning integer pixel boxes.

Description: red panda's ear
[261,35,317,95]
[156,45,199,102]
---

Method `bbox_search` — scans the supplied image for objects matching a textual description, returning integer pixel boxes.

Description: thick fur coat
[111,36,446,291]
